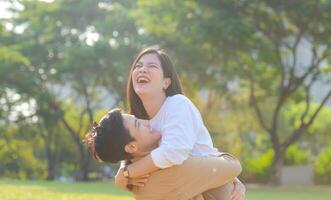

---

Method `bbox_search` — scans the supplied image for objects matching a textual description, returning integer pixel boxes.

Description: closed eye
[134,118,140,129]
[134,64,142,69]
[148,64,160,69]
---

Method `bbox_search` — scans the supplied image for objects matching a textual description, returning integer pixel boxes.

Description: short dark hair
[126,47,183,119]
[84,108,135,163]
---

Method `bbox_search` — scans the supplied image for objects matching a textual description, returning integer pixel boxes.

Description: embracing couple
[85,47,246,200]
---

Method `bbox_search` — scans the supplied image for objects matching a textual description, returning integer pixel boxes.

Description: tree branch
[77,109,87,135]
[283,90,331,148]
[248,73,270,133]
[300,85,312,124]
[275,44,286,90]
[81,77,94,124]
[285,45,322,99]
[289,29,304,81]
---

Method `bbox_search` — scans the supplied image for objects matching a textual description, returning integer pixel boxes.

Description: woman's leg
[133,154,241,200]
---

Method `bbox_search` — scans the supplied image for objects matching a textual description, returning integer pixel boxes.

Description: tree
[135,0,331,184]
[238,1,331,184]
[3,0,156,180]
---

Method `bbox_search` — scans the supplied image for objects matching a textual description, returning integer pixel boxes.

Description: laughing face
[131,53,170,97]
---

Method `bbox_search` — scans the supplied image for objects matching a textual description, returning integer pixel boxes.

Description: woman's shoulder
[168,94,191,103]
[165,94,201,119]
[167,94,194,108]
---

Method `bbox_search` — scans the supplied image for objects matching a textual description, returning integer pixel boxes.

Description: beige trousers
[133,154,240,200]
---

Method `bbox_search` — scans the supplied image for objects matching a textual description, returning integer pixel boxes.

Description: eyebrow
[136,61,159,66]
[134,118,138,128]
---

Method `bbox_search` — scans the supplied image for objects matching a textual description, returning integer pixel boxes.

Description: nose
[138,65,147,74]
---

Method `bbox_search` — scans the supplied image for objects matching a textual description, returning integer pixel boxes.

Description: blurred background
[0,0,331,199]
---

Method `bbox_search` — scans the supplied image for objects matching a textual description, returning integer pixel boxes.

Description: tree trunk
[46,145,60,181]
[77,145,91,181]
[46,157,55,180]
[80,159,90,181]
[80,157,90,181]
[270,148,285,185]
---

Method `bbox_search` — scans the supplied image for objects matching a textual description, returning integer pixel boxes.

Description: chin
[133,87,147,95]
[135,89,146,96]
[135,90,153,98]
[134,85,155,95]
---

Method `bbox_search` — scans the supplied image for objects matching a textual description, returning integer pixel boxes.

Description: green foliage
[308,106,331,146]
[242,149,274,183]
[285,145,310,166]
[314,146,331,184]
[1,0,331,184]
[0,46,30,66]
[242,145,311,182]
[0,126,45,179]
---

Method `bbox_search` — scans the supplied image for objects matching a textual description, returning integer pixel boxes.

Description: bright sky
[0,1,13,19]
[0,0,54,19]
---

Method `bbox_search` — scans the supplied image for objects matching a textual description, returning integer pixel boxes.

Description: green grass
[246,184,331,200]
[0,179,331,200]
[0,179,133,200]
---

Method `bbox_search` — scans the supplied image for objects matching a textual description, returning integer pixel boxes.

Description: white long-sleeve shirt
[150,94,220,168]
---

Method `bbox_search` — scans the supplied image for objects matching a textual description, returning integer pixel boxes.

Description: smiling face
[126,48,183,119]
[131,53,171,97]
[122,113,161,157]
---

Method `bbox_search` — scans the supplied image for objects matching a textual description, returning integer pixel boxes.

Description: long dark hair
[126,47,183,119]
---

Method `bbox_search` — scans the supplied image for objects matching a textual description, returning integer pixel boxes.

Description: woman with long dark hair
[115,47,246,200]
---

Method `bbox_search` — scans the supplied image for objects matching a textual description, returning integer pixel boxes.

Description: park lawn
[0,179,133,200]
[247,184,331,200]
[1,179,331,200]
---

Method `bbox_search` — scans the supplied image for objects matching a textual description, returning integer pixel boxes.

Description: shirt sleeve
[150,96,200,168]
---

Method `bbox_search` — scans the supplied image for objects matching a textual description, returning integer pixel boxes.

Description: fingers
[230,180,246,200]
[230,190,244,200]
[130,181,145,187]
[128,177,149,187]
[129,178,148,184]
[230,182,237,200]
[230,190,243,200]
[139,174,150,178]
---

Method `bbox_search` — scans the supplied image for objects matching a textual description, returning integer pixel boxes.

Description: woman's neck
[139,93,167,119]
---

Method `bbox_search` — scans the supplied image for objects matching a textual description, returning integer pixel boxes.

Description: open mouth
[136,76,150,84]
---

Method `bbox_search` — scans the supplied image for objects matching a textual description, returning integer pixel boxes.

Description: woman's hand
[128,174,150,187]
[115,168,150,190]
[230,178,246,200]
[114,168,129,190]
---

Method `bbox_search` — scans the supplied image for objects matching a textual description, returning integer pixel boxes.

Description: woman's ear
[163,78,171,90]
[124,142,138,154]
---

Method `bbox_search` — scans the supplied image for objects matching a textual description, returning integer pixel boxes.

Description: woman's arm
[114,161,129,190]
[126,154,159,178]
[133,155,242,200]
[115,159,155,189]
[119,98,199,180]
[114,167,129,191]
[149,97,200,168]
[123,96,215,177]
